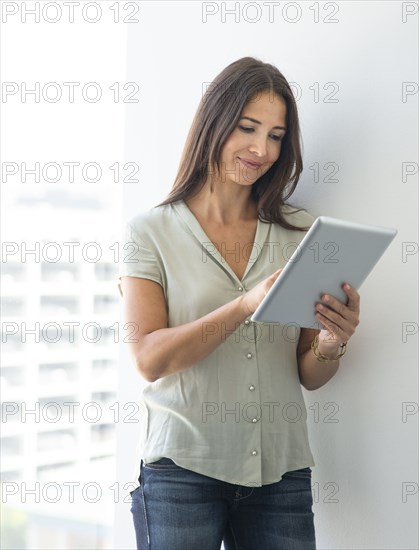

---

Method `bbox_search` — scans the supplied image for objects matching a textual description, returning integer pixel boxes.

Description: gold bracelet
[311,334,347,363]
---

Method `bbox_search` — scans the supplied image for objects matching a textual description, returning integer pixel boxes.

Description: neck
[185,180,258,225]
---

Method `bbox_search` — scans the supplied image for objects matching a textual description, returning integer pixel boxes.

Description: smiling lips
[239,158,262,170]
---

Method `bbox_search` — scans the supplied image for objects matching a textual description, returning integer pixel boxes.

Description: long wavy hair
[155,56,308,231]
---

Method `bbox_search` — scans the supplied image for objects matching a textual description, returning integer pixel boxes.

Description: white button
[247,353,252,359]
[238,286,243,291]
[249,385,255,391]
[251,450,258,456]
[244,319,250,325]
[252,418,258,423]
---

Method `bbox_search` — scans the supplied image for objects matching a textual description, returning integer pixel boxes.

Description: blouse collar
[172,199,271,284]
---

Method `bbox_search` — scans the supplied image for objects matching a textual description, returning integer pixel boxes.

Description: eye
[238,125,284,142]
[238,125,254,133]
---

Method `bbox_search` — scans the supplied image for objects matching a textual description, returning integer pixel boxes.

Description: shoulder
[125,203,175,241]
[281,204,316,230]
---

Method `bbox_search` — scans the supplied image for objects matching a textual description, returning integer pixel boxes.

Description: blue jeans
[130,457,316,550]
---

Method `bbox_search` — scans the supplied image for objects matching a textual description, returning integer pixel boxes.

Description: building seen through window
[1,184,121,549]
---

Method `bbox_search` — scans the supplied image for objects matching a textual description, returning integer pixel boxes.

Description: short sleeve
[117,220,164,298]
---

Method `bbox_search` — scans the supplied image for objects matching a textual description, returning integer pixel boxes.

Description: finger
[315,313,353,344]
[320,293,347,317]
[321,288,359,317]
[270,268,282,281]
[315,306,346,334]
[315,304,356,337]
[342,283,360,312]
[315,310,349,341]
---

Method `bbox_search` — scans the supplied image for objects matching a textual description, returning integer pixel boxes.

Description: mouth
[238,158,262,170]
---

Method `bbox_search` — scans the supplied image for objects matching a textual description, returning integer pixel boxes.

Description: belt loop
[139,458,144,486]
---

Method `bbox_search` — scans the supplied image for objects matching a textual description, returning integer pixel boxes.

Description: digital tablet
[250,216,397,328]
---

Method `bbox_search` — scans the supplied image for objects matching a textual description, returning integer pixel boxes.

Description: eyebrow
[240,116,286,131]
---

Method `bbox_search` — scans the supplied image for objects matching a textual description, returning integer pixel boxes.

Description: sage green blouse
[118,198,316,490]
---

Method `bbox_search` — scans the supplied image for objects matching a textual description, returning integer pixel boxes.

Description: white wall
[115,2,419,548]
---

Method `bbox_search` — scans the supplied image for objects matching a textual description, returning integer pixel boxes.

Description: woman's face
[217,90,287,187]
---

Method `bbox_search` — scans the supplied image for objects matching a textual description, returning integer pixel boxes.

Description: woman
[119,56,360,550]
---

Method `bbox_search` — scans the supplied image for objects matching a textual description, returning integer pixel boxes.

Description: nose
[248,135,268,158]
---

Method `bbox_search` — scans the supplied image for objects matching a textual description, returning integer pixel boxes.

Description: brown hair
[155,56,309,231]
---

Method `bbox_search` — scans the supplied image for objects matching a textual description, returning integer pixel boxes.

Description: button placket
[245,349,261,456]
[236,279,263,476]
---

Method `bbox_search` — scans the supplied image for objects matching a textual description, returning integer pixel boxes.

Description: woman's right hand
[241,268,283,316]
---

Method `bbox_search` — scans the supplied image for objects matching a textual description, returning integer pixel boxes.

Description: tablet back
[250,216,397,328]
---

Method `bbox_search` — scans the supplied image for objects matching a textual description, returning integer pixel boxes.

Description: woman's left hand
[315,283,360,348]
